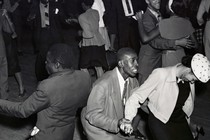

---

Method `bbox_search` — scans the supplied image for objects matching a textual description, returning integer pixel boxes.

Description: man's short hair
[117,47,136,62]
[82,0,94,7]
[47,43,78,69]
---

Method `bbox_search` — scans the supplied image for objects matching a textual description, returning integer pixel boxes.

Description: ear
[118,60,124,68]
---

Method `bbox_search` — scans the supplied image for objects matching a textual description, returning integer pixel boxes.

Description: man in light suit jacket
[0,43,91,140]
[81,47,144,140]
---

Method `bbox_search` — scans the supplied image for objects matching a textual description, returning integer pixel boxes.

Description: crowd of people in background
[0,0,210,140]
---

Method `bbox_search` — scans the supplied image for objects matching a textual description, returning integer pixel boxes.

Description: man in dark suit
[28,0,66,81]
[0,43,92,140]
[81,48,145,140]
[138,0,189,85]
[110,0,146,53]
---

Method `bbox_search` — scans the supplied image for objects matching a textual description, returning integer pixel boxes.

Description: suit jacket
[138,8,176,85]
[81,67,139,140]
[0,70,91,140]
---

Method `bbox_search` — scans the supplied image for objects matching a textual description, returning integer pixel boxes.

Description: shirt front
[148,7,161,21]
[40,2,49,28]
[116,67,129,99]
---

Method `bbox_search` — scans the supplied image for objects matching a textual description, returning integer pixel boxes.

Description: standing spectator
[197,0,210,61]
[27,0,66,81]
[122,53,210,140]
[112,0,144,53]
[81,48,145,140]
[78,0,107,78]
[2,0,24,55]
[0,43,91,140]
[0,0,12,99]
[2,0,26,96]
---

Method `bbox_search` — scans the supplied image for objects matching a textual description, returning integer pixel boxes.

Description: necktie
[122,81,128,108]
[157,13,162,22]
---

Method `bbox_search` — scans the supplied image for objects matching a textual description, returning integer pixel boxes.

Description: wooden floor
[0,26,210,140]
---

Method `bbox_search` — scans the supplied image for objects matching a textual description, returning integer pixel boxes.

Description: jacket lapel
[110,68,124,119]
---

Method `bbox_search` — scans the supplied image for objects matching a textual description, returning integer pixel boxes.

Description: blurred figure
[27,0,66,81]
[2,0,25,55]
[78,0,107,78]
[136,0,193,85]
[0,0,10,99]
[197,0,210,61]
[1,3,26,96]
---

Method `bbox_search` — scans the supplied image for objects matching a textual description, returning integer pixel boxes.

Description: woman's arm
[136,11,160,44]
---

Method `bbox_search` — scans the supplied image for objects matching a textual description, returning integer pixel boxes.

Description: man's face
[146,0,160,11]
[45,52,57,75]
[122,53,138,78]
[180,68,198,84]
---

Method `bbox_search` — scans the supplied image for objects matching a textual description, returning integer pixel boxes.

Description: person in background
[81,47,146,140]
[121,53,210,140]
[0,43,92,140]
[2,0,24,55]
[136,0,193,85]
[197,0,210,61]
[0,0,12,99]
[2,0,26,97]
[27,0,67,82]
[78,0,108,78]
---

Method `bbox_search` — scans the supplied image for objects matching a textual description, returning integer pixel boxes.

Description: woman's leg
[15,72,25,94]
[95,67,104,78]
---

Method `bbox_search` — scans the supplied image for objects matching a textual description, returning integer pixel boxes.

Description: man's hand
[1,9,7,16]
[135,10,144,20]
[118,118,133,135]
[175,37,195,49]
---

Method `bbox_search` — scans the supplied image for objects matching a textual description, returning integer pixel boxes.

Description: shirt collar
[148,7,160,20]
[116,68,129,97]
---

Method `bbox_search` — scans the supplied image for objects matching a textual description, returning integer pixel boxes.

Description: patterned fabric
[195,28,204,47]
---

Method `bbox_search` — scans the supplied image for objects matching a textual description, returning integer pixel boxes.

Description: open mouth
[132,68,138,74]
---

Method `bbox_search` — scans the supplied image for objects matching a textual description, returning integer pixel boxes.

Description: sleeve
[85,85,119,133]
[2,15,12,33]
[143,15,176,50]
[196,0,206,25]
[0,90,50,118]
[3,0,19,13]
[124,69,161,121]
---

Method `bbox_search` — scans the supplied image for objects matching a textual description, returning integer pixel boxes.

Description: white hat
[191,53,210,83]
